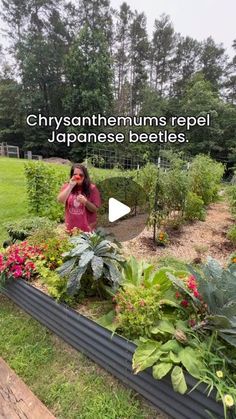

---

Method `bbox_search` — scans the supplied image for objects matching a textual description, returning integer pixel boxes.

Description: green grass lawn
[0,157,28,243]
[0,156,122,244]
[0,295,166,419]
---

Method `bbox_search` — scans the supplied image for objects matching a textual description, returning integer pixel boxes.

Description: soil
[122,200,235,265]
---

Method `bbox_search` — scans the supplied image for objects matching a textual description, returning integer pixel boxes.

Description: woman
[57,164,101,232]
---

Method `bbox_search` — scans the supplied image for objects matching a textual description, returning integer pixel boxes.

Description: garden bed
[2,279,224,419]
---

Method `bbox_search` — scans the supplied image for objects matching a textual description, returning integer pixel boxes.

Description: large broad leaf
[219,331,236,347]
[79,250,94,268]
[160,340,182,354]
[97,310,117,332]
[70,243,90,257]
[133,340,162,374]
[122,256,145,286]
[179,347,203,379]
[91,256,104,280]
[151,320,175,335]
[153,363,172,380]
[67,265,87,295]
[57,257,77,277]
[95,240,112,255]
[171,366,187,394]
[103,259,121,287]
[208,314,232,329]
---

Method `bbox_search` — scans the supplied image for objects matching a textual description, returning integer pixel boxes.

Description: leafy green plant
[170,258,236,348]
[189,155,224,205]
[57,230,124,297]
[121,256,189,289]
[132,319,204,394]
[226,184,236,217]
[24,161,67,221]
[34,260,75,305]
[4,217,56,244]
[227,224,236,245]
[184,191,206,221]
[114,286,165,339]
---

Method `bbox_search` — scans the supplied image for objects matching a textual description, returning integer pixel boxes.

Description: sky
[111,0,236,57]
[0,0,235,58]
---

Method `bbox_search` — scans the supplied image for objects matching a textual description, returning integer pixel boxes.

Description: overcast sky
[0,0,235,58]
[112,0,236,57]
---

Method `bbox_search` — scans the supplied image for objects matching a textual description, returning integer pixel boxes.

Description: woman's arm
[76,194,98,212]
[57,181,76,204]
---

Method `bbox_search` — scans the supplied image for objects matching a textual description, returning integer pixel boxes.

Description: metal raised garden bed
[2,279,224,419]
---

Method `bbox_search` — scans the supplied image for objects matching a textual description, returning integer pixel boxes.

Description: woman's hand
[69,177,77,187]
[76,194,87,205]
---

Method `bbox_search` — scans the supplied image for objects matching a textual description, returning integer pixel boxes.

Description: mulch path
[122,201,235,265]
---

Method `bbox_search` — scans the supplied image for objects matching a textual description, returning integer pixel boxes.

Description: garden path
[122,200,235,264]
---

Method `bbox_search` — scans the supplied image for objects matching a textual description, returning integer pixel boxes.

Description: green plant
[39,237,72,270]
[114,286,165,339]
[226,184,236,217]
[171,258,236,348]
[34,260,75,305]
[189,155,224,205]
[57,230,124,297]
[156,230,169,246]
[24,161,67,221]
[184,192,206,221]
[4,217,56,244]
[227,225,236,245]
[132,320,204,394]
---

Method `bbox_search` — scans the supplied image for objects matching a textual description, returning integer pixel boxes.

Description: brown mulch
[122,201,235,265]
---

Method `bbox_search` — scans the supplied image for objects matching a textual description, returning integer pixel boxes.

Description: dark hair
[70,163,91,197]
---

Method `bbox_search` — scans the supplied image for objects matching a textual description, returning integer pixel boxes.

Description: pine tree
[129,11,149,114]
[151,14,176,96]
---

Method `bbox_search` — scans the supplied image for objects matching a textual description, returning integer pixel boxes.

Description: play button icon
[96,176,148,242]
[108,198,131,222]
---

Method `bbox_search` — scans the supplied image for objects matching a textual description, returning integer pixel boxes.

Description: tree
[151,14,176,97]
[114,2,132,113]
[200,37,227,91]
[171,35,201,98]
[225,40,236,104]
[129,11,149,114]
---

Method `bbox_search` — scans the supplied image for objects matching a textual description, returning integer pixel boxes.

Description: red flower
[193,289,200,298]
[175,291,181,299]
[181,299,189,308]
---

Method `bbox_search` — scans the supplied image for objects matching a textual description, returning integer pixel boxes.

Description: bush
[227,225,236,245]
[24,161,67,221]
[227,184,236,217]
[114,285,163,340]
[4,217,57,243]
[189,155,224,205]
[184,192,206,221]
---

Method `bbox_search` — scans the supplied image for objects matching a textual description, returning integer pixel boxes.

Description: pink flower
[181,299,189,308]
[193,289,200,298]
[175,291,181,299]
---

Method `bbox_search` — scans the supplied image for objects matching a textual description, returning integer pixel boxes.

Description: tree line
[0,0,236,165]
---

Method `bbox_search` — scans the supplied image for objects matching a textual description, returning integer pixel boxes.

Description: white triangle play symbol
[108,198,131,222]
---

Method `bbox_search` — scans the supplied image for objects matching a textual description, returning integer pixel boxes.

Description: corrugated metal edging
[2,280,224,419]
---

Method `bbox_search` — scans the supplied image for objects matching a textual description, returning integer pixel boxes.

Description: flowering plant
[0,242,43,283]
[156,230,169,246]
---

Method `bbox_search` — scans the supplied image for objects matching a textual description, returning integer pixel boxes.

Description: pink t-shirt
[61,183,101,232]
